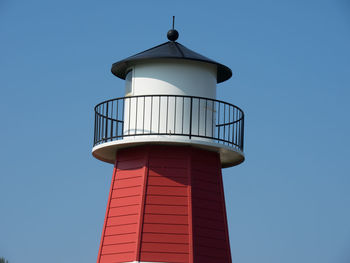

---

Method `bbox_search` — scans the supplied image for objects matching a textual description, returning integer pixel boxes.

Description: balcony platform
[92,136,244,168]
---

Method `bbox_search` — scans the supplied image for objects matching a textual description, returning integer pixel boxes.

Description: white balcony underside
[92,136,244,168]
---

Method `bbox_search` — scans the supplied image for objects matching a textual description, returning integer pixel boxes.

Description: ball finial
[167,16,179,41]
[167,29,179,41]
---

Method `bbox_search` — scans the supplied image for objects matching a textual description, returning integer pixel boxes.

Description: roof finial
[167,16,179,42]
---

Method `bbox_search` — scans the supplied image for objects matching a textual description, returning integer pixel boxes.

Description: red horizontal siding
[97,145,232,263]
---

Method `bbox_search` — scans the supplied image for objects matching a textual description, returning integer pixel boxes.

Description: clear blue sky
[1,0,350,262]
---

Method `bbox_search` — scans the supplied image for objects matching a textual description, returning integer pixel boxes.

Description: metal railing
[93,95,244,152]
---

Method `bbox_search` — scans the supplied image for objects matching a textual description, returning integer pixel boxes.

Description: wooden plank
[99,252,134,263]
[117,159,144,170]
[144,204,188,215]
[195,255,229,263]
[103,233,138,245]
[113,176,144,189]
[146,185,188,196]
[143,214,188,224]
[108,205,139,217]
[148,167,187,179]
[101,242,137,255]
[111,186,142,198]
[141,242,189,253]
[142,233,188,244]
[193,226,225,239]
[140,252,189,263]
[145,195,188,206]
[194,217,225,231]
[194,236,228,249]
[192,188,220,201]
[147,176,188,187]
[106,214,139,226]
[149,157,187,169]
[191,179,218,192]
[109,195,142,207]
[142,223,189,234]
[105,224,138,236]
[115,169,144,180]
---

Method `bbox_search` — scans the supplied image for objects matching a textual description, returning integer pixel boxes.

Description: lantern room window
[125,70,133,96]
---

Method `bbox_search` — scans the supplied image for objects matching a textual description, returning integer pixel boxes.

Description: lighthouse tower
[92,24,245,263]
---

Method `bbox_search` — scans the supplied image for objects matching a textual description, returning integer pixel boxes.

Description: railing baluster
[116,99,119,138]
[182,97,184,134]
[189,97,193,139]
[150,96,153,134]
[198,98,200,136]
[232,107,235,146]
[128,97,131,136]
[241,113,244,150]
[94,111,97,144]
[101,103,105,142]
[143,96,145,133]
[166,96,169,133]
[228,105,231,145]
[205,100,207,137]
[223,103,226,144]
[135,97,138,135]
[110,101,113,140]
[106,102,109,141]
[212,101,214,139]
[218,102,221,143]
[98,107,100,143]
[158,96,161,133]
[174,96,177,134]
[121,99,124,138]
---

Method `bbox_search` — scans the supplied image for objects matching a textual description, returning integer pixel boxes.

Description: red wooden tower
[92,25,245,263]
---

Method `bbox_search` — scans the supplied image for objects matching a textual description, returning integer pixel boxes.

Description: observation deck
[92,94,244,168]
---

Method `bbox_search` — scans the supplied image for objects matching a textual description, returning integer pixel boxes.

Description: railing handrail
[94,94,245,116]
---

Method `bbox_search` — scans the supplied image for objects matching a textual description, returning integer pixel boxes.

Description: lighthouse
[92,23,245,263]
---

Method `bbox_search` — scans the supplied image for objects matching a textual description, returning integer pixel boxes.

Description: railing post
[189,97,193,139]
[94,111,97,145]
[121,98,125,139]
[105,102,109,142]
[110,101,113,141]
[241,113,244,151]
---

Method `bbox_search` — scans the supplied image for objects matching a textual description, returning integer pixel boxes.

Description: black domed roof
[111,41,232,83]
